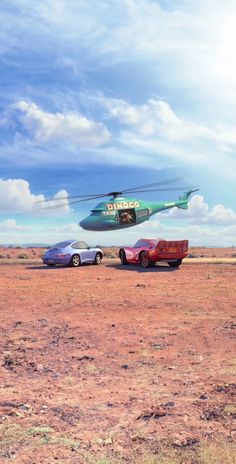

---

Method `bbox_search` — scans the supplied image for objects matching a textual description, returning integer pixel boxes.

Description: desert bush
[103,248,119,258]
[0,253,6,258]
[136,442,236,464]
[198,442,236,464]
[17,251,29,259]
[40,249,47,257]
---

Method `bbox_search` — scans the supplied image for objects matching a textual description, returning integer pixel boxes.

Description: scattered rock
[153,343,163,350]
[200,408,222,421]
[173,437,199,448]
[163,401,175,408]
[215,383,236,395]
[96,437,113,446]
[35,362,43,371]
[3,356,14,369]
[137,407,167,420]
[77,356,94,361]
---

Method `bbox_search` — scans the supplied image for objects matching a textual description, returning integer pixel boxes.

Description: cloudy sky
[0,0,236,246]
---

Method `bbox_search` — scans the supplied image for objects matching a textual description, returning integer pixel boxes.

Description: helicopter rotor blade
[34,193,109,204]
[40,194,109,210]
[122,186,199,194]
[35,177,196,206]
[122,178,182,193]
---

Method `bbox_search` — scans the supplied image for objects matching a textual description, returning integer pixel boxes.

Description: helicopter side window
[136,208,149,219]
[118,208,136,225]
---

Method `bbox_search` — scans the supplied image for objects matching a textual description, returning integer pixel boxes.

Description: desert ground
[0,248,235,463]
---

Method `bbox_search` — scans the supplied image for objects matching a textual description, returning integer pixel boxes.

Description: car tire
[94,252,102,265]
[119,249,128,265]
[140,251,152,268]
[168,259,182,267]
[70,254,81,267]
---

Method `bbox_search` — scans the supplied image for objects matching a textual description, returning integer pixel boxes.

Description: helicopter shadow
[105,263,179,273]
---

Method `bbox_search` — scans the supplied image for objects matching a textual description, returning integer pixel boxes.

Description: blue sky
[0,0,236,246]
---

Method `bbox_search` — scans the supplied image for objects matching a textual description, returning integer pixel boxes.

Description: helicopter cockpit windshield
[90,210,102,216]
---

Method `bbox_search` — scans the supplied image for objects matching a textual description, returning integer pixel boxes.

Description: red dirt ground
[0,249,235,463]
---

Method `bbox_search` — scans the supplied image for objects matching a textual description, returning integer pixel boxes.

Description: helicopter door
[118,208,136,225]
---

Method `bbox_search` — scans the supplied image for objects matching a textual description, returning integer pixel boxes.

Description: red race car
[119,238,188,268]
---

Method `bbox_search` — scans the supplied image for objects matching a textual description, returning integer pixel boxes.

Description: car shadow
[26,265,68,270]
[26,263,94,270]
[105,263,179,273]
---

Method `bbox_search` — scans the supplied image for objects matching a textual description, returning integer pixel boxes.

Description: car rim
[141,253,149,267]
[73,255,80,266]
[96,254,101,264]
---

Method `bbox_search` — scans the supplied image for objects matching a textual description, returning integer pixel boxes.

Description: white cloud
[47,223,79,234]
[97,94,236,146]
[1,0,236,107]
[46,216,236,247]
[0,219,30,232]
[8,101,110,147]
[0,178,70,215]
[164,194,236,225]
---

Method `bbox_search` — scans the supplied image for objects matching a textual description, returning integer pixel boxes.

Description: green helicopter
[44,179,199,231]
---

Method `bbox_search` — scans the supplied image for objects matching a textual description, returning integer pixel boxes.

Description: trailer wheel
[168,259,182,268]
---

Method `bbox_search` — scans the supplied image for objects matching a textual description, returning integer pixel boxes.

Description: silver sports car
[42,240,103,267]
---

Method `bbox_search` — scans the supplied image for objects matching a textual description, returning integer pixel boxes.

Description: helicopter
[42,179,199,231]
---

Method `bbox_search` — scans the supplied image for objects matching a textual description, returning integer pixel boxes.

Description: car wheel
[120,249,128,265]
[94,252,102,265]
[140,251,151,268]
[47,263,55,267]
[168,259,182,268]
[70,254,81,267]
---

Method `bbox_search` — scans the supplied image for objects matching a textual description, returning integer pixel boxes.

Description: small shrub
[0,253,6,258]
[17,252,29,259]
[106,251,118,258]
[198,442,236,464]
[103,248,119,258]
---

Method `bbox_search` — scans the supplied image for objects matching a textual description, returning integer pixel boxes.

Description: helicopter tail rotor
[179,189,200,201]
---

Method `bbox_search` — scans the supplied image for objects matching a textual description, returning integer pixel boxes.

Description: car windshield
[134,239,159,247]
[52,240,74,248]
